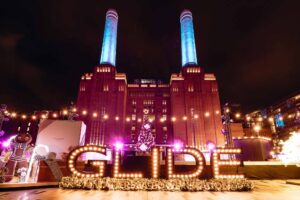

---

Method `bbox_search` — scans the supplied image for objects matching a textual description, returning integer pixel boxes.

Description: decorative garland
[59,177,254,191]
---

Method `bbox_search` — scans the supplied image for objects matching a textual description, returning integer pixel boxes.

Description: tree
[136,112,155,151]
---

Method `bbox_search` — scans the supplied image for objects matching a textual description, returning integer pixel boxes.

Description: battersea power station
[76,9,224,149]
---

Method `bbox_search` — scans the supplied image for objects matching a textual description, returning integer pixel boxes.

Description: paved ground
[0,180,299,200]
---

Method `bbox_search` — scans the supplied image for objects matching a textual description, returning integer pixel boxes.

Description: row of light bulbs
[113,150,143,178]
[166,147,204,179]
[212,148,244,179]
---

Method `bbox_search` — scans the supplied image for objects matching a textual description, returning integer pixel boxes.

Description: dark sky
[0,0,300,113]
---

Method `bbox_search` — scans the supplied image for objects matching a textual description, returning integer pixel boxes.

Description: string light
[182,116,187,121]
[31,115,37,120]
[21,114,27,119]
[52,113,58,118]
[62,110,68,115]
[92,112,98,118]
[103,114,109,120]
[212,148,244,179]
[11,112,17,118]
[82,110,88,115]
[204,112,210,117]
[115,116,119,121]
[171,117,176,122]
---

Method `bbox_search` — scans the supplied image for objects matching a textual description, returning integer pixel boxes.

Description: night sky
[1,0,300,113]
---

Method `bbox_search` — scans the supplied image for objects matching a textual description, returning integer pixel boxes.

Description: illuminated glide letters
[67,145,244,179]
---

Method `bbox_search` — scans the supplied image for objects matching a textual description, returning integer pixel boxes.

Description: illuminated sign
[67,145,244,179]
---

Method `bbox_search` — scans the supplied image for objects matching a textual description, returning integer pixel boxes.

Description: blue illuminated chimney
[100,9,118,66]
[180,10,198,67]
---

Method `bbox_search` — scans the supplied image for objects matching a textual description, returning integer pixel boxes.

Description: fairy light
[152,147,160,178]
[41,114,47,119]
[103,114,108,120]
[67,145,107,178]
[171,117,176,122]
[113,148,143,178]
[215,110,220,115]
[52,113,58,118]
[166,147,204,179]
[11,112,17,118]
[182,116,187,121]
[92,112,98,118]
[212,148,244,179]
[21,114,27,119]
[62,110,68,115]
[115,116,119,121]
[31,115,37,120]
[204,112,210,117]
[126,117,131,122]
[82,110,88,115]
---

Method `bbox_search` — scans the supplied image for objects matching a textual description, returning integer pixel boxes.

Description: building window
[143,100,154,105]
[103,85,109,92]
[162,108,167,113]
[118,85,124,91]
[162,100,167,105]
[172,87,179,92]
[131,114,136,121]
[163,126,167,131]
[131,126,136,131]
[132,100,137,105]
[188,84,194,92]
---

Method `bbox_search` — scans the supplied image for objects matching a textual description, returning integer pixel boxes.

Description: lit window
[103,85,109,92]
[162,100,167,105]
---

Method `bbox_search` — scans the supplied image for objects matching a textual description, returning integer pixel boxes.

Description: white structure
[36,120,86,159]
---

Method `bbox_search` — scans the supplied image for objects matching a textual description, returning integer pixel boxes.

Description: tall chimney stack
[100,9,118,66]
[180,10,198,67]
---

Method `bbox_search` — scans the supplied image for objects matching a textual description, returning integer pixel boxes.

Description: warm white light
[183,116,187,121]
[31,115,37,120]
[62,110,68,115]
[126,117,130,122]
[171,117,176,122]
[204,112,210,117]
[21,114,27,119]
[92,112,98,118]
[246,116,251,121]
[253,125,261,133]
[268,117,274,122]
[257,117,263,122]
[52,113,58,118]
[194,114,199,119]
[11,112,17,118]
[72,108,77,112]
[225,108,230,113]
[137,118,142,122]
[235,113,241,118]
[215,110,220,114]
[103,114,108,120]
[82,110,87,115]
[115,116,119,121]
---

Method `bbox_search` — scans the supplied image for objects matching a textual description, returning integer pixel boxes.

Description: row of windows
[130,126,168,131]
[187,67,201,73]
[132,100,168,106]
[96,67,111,73]
[172,86,218,93]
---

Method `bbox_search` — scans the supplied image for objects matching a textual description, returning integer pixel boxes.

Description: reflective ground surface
[1,180,299,200]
